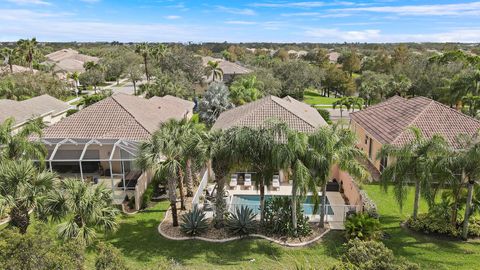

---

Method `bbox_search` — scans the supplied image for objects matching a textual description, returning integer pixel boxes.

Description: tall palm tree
[70,71,80,96]
[332,97,352,119]
[349,97,364,112]
[137,119,186,226]
[135,43,151,81]
[180,121,207,197]
[0,160,56,234]
[379,127,449,219]
[152,44,168,64]
[16,38,38,71]
[1,47,16,73]
[206,61,223,82]
[309,125,369,228]
[0,117,46,162]
[40,179,118,244]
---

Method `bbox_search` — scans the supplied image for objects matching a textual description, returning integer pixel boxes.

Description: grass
[363,183,480,270]
[303,90,339,108]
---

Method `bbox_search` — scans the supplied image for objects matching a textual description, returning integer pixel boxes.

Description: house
[44,48,100,76]
[0,64,38,75]
[202,56,252,83]
[38,93,193,209]
[213,95,327,133]
[0,94,70,132]
[149,95,195,119]
[350,96,480,174]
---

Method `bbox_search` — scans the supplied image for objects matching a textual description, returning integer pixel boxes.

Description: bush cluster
[344,213,381,240]
[263,197,312,237]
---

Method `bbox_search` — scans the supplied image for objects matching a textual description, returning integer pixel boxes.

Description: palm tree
[332,97,352,119]
[0,117,46,162]
[350,97,364,112]
[180,121,207,197]
[309,125,369,228]
[69,71,80,96]
[379,127,449,219]
[40,179,118,244]
[0,160,56,234]
[16,38,38,71]
[152,44,168,64]
[206,61,223,82]
[137,119,186,226]
[135,43,151,81]
[1,47,16,73]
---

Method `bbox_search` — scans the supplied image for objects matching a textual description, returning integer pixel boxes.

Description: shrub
[180,206,208,236]
[332,239,419,270]
[263,197,312,237]
[467,219,480,237]
[66,109,78,116]
[345,213,381,240]
[407,213,459,237]
[141,183,154,209]
[316,108,332,124]
[226,206,257,235]
[360,190,378,218]
[95,242,129,270]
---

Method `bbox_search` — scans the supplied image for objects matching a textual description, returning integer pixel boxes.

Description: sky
[1,0,479,43]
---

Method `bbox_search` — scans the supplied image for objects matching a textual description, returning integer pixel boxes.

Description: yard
[303,90,339,108]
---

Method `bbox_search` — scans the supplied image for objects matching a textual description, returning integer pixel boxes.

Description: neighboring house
[149,95,195,119]
[350,96,480,174]
[202,56,252,83]
[38,93,193,209]
[213,95,327,133]
[327,51,340,63]
[44,48,100,78]
[0,64,38,75]
[0,94,70,132]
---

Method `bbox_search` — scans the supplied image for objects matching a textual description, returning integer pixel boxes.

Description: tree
[1,47,16,73]
[379,128,449,219]
[357,71,390,106]
[198,82,233,126]
[205,60,223,82]
[273,60,322,99]
[126,64,143,96]
[151,44,168,65]
[0,160,56,234]
[308,125,368,228]
[332,97,352,119]
[392,44,409,65]
[143,70,191,98]
[387,74,412,97]
[0,117,46,162]
[16,38,38,71]
[68,71,80,96]
[323,64,354,97]
[95,242,129,270]
[229,75,262,105]
[461,94,480,117]
[180,121,207,197]
[251,68,282,96]
[305,48,330,68]
[274,48,289,61]
[79,68,105,93]
[338,49,361,77]
[137,120,187,226]
[40,179,118,244]
[135,43,151,81]
[350,96,365,112]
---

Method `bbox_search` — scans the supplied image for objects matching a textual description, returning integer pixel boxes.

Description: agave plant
[180,206,208,236]
[226,206,257,236]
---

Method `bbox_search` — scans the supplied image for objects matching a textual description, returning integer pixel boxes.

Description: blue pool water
[231,195,334,215]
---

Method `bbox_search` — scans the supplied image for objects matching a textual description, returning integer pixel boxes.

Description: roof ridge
[228,95,271,127]
[271,96,316,129]
[391,99,434,144]
[110,95,152,135]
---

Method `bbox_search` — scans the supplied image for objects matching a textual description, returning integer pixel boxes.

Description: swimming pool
[230,195,334,215]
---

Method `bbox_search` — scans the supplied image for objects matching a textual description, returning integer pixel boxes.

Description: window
[364,135,369,145]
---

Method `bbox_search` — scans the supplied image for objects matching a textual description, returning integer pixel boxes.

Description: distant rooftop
[149,95,195,115]
[41,93,191,141]
[44,48,99,73]
[0,64,38,74]
[350,96,480,148]
[0,95,70,126]
[202,56,251,75]
[213,95,327,133]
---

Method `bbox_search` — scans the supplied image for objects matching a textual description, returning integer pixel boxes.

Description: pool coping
[158,207,331,247]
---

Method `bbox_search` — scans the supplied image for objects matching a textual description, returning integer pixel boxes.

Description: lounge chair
[272,175,280,190]
[244,173,252,189]
[230,174,238,189]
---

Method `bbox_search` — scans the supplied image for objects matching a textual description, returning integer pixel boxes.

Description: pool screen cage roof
[42,138,140,162]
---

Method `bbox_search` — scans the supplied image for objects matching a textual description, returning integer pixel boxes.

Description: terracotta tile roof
[212,95,328,133]
[350,96,480,148]
[0,95,70,125]
[41,93,190,141]
[149,95,195,115]
[44,48,99,73]
[0,64,38,74]
[202,56,252,75]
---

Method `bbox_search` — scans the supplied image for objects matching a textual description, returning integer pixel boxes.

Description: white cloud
[215,5,256,16]
[165,15,181,20]
[252,1,354,8]
[6,0,51,5]
[305,28,381,41]
[225,20,257,25]
[336,2,480,16]
[281,12,352,18]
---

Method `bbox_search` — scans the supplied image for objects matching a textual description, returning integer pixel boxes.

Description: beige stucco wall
[331,164,362,206]
[350,119,385,171]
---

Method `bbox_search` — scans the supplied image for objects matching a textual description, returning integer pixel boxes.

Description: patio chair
[229,174,238,189]
[272,175,280,190]
[244,173,252,189]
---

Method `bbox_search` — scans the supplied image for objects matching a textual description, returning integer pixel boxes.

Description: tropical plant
[332,97,352,119]
[68,71,80,95]
[180,121,207,197]
[316,108,332,124]
[379,127,449,219]
[344,213,381,240]
[1,47,16,73]
[79,68,105,92]
[0,160,56,234]
[16,38,38,71]
[461,94,480,117]
[308,125,369,228]
[263,196,311,237]
[135,43,151,81]
[205,60,223,82]
[198,82,233,126]
[226,206,257,236]
[95,242,129,270]
[229,75,262,105]
[77,90,111,108]
[0,117,46,162]
[39,179,118,244]
[349,96,365,112]
[180,206,208,236]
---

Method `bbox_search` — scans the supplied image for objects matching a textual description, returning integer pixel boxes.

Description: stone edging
[121,204,139,215]
[158,208,331,247]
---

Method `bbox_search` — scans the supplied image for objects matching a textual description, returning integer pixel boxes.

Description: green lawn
[303,91,339,108]
[363,184,480,270]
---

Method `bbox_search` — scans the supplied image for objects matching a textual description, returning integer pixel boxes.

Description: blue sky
[1,0,479,42]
